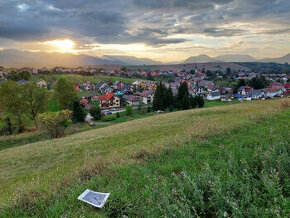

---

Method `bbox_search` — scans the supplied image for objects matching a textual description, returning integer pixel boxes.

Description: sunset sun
[41,39,75,52]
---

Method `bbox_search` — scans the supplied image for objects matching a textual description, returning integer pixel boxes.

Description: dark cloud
[0,0,289,46]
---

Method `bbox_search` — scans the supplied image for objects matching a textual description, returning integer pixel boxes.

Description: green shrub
[126,104,133,115]
[89,106,102,120]
[102,114,117,121]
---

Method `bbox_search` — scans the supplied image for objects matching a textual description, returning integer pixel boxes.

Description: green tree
[72,101,86,122]
[0,81,27,132]
[196,96,205,108]
[37,110,72,138]
[189,95,198,108]
[181,92,190,110]
[249,76,269,89]
[164,87,174,108]
[18,71,30,80]
[120,67,127,72]
[90,106,102,120]
[7,71,19,81]
[126,104,133,115]
[177,82,189,109]
[153,82,165,111]
[54,78,77,110]
[226,67,231,75]
[23,83,48,122]
[147,72,154,81]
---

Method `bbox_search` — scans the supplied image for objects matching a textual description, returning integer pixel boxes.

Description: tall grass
[0,99,289,216]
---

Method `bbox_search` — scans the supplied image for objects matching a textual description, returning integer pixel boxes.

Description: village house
[80,98,93,110]
[266,88,284,98]
[96,82,112,94]
[100,92,120,108]
[82,81,95,91]
[121,84,134,95]
[199,80,214,87]
[0,71,7,79]
[136,90,154,105]
[34,79,47,88]
[124,95,140,106]
[132,81,146,89]
[207,91,221,101]
[247,90,266,99]
[237,86,254,95]
[113,80,124,90]
[145,82,157,90]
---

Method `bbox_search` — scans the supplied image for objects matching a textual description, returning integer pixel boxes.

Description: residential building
[136,91,154,105]
[34,79,47,88]
[100,92,120,108]
[207,91,221,100]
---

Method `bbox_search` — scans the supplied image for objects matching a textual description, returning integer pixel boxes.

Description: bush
[116,112,120,118]
[138,102,147,114]
[90,106,102,120]
[37,110,72,138]
[102,114,117,121]
[147,106,151,113]
[126,104,133,115]
[0,117,14,135]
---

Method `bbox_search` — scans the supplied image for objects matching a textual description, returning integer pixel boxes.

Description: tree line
[153,82,204,111]
[0,78,102,137]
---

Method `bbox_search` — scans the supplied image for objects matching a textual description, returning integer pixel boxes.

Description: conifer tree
[181,92,190,110]
[72,101,86,122]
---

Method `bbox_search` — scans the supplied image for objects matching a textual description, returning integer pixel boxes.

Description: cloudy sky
[0,0,289,62]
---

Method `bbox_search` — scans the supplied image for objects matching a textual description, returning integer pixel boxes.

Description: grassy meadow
[0,99,289,216]
[30,74,145,85]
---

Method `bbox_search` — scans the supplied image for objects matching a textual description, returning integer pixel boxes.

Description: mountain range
[184,54,290,64]
[0,49,162,67]
[0,49,289,67]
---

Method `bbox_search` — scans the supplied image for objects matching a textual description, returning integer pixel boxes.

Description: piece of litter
[78,189,110,208]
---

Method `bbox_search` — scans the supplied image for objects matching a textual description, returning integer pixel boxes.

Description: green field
[31,74,146,85]
[0,99,289,216]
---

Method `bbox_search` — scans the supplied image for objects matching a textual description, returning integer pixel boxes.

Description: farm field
[0,99,289,216]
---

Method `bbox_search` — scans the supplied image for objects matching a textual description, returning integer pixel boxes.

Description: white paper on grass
[78,189,110,208]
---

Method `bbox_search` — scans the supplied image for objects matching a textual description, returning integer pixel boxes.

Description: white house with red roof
[100,92,120,108]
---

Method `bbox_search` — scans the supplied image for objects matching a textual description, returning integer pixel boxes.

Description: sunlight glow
[41,39,75,52]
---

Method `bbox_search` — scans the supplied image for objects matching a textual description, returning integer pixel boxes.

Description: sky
[0,0,289,62]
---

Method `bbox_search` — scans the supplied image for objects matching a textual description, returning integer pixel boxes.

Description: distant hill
[102,55,161,65]
[184,53,290,64]
[260,53,290,64]
[184,55,217,63]
[216,54,257,62]
[0,49,161,67]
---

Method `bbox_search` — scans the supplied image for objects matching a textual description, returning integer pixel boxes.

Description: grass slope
[0,99,289,216]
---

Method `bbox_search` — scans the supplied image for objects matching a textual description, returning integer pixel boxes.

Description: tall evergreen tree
[164,86,174,108]
[153,82,165,111]
[72,101,86,122]
[181,92,190,110]
[196,96,205,108]
[177,82,189,108]
[189,95,198,108]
